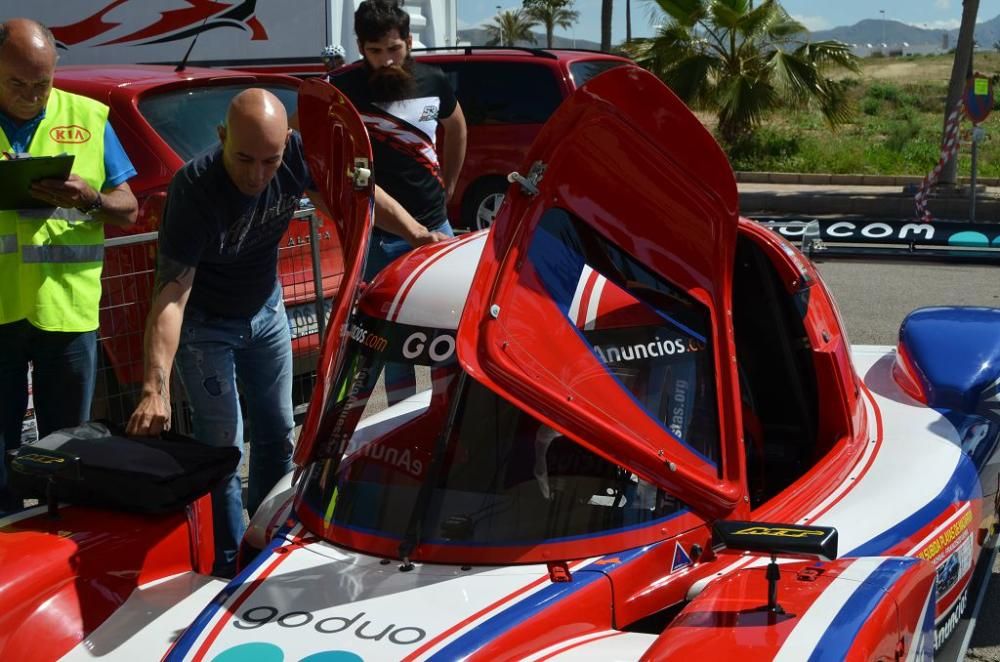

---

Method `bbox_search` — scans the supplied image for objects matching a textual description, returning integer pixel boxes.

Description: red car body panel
[646,557,936,660]
[0,496,213,661]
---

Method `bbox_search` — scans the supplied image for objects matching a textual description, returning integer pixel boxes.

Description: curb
[736,172,1000,187]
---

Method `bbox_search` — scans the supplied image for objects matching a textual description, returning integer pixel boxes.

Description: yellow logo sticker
[733,526,825,539]
[19,453,65,464]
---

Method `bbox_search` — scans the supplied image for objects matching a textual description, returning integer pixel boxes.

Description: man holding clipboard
[0,19,138,513]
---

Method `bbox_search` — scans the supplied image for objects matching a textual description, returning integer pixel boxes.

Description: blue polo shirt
[0,107,137,189]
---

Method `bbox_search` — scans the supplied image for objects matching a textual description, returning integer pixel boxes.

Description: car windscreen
[435,61,563,125]
[137,83,299,161]
[297,313,688,554]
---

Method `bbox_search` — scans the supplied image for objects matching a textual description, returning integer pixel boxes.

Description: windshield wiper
[396,372,469,571]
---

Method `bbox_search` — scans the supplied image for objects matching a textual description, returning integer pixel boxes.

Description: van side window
[435,62,563,125]
[569,60,625,87]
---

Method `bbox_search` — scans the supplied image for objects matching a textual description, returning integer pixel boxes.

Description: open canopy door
[457,66,743,520]
[294,78,374,465]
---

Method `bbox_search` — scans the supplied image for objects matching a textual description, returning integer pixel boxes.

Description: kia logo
[49,125,91,144]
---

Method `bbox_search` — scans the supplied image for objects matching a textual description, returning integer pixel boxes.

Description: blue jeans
[0,320,96,512]
[364,221,454,406]
[174,284,294,577]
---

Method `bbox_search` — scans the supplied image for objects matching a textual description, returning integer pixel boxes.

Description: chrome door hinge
[507,160,546,196]
[351,157,371,189]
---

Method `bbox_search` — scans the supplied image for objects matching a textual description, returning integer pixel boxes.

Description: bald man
[128,89,320,577]
[0,19,137,512]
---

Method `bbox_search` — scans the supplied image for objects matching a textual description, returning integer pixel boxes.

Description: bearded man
[329,0,466,406]
[330,0,466,282]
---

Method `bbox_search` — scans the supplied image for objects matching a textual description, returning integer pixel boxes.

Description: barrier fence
[21,207,341,444]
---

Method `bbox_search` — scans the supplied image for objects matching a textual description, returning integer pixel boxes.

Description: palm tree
[523,0,580,49]
[601,0,613,51]
[484,9,539,47]
[626,0,632,43]
[625,0,860,145]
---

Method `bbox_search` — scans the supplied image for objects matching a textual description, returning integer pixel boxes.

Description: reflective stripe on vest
[18,206,95,223]
[22,244,104,263]
[0,89,109,331]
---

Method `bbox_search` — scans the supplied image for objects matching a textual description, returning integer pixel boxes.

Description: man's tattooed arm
[126,253,196,436]
[153,252,195,298]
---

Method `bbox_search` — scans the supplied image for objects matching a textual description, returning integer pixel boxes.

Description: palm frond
[801,40,862,72]
[649,0,707,28]
[717,74,776,140]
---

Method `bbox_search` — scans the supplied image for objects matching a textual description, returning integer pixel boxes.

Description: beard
[367,57,417,103]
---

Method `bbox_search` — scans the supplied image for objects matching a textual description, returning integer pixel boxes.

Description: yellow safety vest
[0,88,109,332]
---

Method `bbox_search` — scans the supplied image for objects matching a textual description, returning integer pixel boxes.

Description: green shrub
[867,82,901,102]
[885,114,921,152]
[861,97,881,115]
[726,127,801,171]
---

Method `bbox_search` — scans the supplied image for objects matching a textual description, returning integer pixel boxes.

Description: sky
[457,0,1000,45]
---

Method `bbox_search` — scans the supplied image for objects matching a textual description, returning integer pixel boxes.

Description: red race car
[2,65,998,662]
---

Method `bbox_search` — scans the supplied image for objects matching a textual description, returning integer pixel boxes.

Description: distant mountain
[810,19,941,48]
[457,27,601,50]
[809,13,1000,50]
[962,13,1000,48]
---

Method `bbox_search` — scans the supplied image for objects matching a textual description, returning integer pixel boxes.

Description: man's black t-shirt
[331,62,457,230]
[158,132,312,318]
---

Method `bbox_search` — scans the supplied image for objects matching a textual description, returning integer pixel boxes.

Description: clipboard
[0,153,76,210]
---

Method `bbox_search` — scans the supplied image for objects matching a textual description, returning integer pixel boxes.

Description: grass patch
[719,53,1000,177]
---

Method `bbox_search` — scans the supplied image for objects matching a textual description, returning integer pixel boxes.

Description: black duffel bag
[9,421,241,514]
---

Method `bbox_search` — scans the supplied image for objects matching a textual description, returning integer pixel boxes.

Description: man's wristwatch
[78,191,103,215]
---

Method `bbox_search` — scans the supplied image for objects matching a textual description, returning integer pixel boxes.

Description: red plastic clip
[547,561,572,583]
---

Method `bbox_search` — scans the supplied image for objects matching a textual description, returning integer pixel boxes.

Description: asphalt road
[814,258,1000,661]
[813,259,1000,344]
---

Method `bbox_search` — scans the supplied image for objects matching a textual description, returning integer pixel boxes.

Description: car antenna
[175,13,212,72]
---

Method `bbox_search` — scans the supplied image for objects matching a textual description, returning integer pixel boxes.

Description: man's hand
[410,228,449,247]
[127,368,172,436]
[30,174,98,209]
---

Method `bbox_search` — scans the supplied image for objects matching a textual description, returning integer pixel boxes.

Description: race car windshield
[296,313,698,560]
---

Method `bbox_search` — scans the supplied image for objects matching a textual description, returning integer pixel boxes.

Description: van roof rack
[409,46,559,59]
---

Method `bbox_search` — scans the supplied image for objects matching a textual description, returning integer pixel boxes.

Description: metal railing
[21,208,339,444]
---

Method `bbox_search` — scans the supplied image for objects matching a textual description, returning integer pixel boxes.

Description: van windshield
[138,84,299,161]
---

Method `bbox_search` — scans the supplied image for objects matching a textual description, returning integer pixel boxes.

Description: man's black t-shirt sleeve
[287,131,315,191]
[158,166,210,268]
[433,67,457,119]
